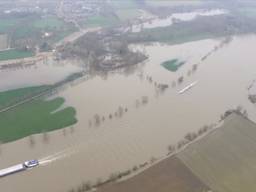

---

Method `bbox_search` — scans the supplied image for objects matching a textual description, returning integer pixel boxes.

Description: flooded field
[131,9,227,32]
[0,58,83,91]
[1,35,256,192]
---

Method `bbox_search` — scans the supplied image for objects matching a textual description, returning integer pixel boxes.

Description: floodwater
[1,35,256,192]
[131,9,227,32]
[0,57,83,92]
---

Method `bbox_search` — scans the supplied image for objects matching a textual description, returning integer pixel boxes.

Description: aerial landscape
[1,0,256,191]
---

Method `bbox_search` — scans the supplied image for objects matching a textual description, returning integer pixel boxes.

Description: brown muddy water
[1,35,256,192]
[0,57,83,91]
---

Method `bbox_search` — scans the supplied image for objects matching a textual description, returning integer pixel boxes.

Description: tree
[28,135,36,148]
[133,165,138,172]
[141,96,149,105]
[82,181,91,191]
[178,76,184,84]
[118,106,124,117]
[167,145,175,154]
[94,114,101,126]
[150,157,157,164]
[192,64,198,71]
[42,132,49,144]
[70,126,75,134]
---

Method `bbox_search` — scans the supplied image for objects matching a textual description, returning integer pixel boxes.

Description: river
[0,35,256,192]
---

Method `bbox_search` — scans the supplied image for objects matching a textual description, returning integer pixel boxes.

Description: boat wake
[39,148,77,166]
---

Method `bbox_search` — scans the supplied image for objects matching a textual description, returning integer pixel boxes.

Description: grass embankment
[161,59,185,72]
[0,49,34,61]
[178,113,256,192]
[97,156,210,192]
[0,97,77,143]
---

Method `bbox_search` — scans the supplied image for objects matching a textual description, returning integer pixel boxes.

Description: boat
[179,81,198,94]
[0,159,39,178]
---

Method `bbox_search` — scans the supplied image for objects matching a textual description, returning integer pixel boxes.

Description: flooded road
[1,35,256,192]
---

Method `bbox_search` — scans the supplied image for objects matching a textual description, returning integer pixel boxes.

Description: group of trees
[167,106,249,156]
[167,124,214,155]
[220,106,248,121]
[61,28,148,72]
[135,96,149,108]
[67,158,156,192]
[88,106,129,128]
[26,126,75,148]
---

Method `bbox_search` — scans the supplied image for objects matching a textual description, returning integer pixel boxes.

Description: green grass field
[161,59,185,72]
[0,97,77,143]
[80,15,120,28]
[178,114,256,192]
[116,9,141,22]
[0,86,50,109]
[238,7,256,19]
[109,0,139,9]
[33,16,65,30]
[0,49,34,61]
[0,18,18,33]
[0,14,77,58]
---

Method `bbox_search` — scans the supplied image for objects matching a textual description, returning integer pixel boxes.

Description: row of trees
[88,106,129,128]
[167,106,249,156]
[67,157,160,192]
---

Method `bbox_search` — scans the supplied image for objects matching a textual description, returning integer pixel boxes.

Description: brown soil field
[97,156,210,192]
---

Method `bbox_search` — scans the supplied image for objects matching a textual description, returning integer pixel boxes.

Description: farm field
[115,9,141,22]
[98,157,210,192]
[178,113,256,192]
[80,15,120,28]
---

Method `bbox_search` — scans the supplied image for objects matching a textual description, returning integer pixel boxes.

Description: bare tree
[167,145,175,154]
[178,76,184,84]
[42,131,49,144]
[192,64,198,71]
[141,96,149,105]
[70,126,75,134]
[94,114,101,126]
[28,135,36,148]
[118,106,124,117]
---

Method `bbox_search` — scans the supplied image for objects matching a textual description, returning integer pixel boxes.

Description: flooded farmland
[1,35,256,192]
[0,58,83,92]
[131,9,227,32]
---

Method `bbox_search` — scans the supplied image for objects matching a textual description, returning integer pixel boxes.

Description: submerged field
[178,113,256,192]
[0,95,77,143]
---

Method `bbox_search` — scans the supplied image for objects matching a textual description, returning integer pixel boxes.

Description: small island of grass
[161,59,186,72]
